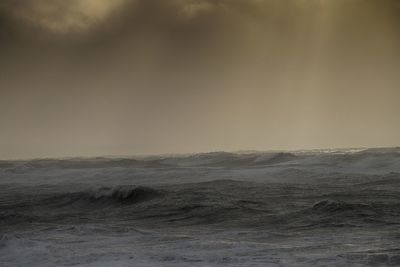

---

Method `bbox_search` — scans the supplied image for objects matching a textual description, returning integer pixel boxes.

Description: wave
[87,186,161,202]
[3,147,400,177]
[2,180,400,229]
[29,181,270,226]
[19,152,300,169]
[45,186,162,208]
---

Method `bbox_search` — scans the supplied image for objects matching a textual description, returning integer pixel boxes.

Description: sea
[1,148,400,266]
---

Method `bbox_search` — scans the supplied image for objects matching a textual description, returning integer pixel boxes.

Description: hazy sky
[1,0,400,159]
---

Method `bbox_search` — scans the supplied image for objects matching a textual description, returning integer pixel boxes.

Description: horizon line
[1,145,399,162]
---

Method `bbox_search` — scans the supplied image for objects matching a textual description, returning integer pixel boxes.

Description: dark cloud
[1,0,399,58]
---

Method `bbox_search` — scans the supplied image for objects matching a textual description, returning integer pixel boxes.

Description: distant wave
[176,152,299,167]
[2,147,400,175]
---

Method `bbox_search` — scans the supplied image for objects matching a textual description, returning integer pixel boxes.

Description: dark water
[1,148,400,266]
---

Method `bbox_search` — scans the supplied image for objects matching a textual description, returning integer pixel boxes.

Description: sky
[1,0,400,159]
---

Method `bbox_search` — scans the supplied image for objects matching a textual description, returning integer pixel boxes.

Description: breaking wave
[45,186,162,207]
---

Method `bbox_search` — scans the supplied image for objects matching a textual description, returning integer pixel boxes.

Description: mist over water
[1,148,400,266]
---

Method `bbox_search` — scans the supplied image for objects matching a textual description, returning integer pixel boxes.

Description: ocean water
[1,148,400,266]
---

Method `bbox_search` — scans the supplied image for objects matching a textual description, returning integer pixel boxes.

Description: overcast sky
[1,0,400,159]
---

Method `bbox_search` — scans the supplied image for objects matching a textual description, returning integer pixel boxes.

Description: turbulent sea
[1,148,400,266]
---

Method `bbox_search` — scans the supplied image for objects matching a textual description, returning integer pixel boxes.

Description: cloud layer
[1,0,400,158]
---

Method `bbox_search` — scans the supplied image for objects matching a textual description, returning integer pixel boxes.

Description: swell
[2,180,400,229]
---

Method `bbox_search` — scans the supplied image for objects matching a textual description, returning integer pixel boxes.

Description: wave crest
[88,186,160,202]
[45,186,162,208]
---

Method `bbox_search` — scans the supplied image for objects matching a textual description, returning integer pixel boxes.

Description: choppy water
[1,148,400,266]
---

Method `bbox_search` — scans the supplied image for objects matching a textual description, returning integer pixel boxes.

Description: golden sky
[1,0,400,159]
